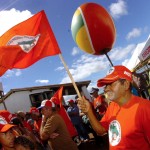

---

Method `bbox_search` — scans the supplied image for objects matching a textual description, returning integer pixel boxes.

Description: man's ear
[124,80,130,90]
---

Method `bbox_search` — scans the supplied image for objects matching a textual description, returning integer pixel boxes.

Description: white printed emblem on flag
[7,34,40,53]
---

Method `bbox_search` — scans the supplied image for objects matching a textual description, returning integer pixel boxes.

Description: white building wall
[0,88,50,113]
[4,92,29,113]
[0,102,5,110]
[0,85,90,113]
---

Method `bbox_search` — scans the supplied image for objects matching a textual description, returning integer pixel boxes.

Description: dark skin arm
[40,120,48,140]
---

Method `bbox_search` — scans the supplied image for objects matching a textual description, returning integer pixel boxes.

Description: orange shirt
[100,95,150,150]
[34,118,42,132]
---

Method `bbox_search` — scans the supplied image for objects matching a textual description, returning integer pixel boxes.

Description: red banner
[0,10,61,76]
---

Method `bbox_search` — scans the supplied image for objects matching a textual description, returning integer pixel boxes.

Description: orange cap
[97,65,132,87]
[0,123,15,132]
[0,110,15,132]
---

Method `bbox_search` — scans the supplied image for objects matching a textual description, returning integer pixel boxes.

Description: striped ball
[71,3,116,55]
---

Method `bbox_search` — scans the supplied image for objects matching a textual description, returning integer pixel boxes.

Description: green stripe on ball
[71,14,84,42]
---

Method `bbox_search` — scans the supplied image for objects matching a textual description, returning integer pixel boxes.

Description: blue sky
[0,0,150,94]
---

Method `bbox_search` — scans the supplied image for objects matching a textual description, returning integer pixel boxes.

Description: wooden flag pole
[59,54,82,99]
[0,91,7,110]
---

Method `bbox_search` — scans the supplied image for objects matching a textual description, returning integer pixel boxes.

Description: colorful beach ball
[71,3,116,55]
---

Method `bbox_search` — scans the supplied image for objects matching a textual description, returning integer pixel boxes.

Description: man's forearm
[40,121,46,132]
[40,121,48,140]
[87,109,106,135]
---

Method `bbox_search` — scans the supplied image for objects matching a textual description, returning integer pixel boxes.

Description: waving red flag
[0,10,61,76]
[51,87,78,137]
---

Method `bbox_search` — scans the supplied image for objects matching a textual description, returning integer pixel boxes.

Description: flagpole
[0,91,7,110]
[0,82,7,110]
[59,54,82,99]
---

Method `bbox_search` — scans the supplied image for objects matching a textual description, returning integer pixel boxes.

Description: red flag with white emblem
[0,10,61,76]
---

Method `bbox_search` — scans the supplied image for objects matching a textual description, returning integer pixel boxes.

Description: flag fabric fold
[0,10,61,76]
[51,86,78,137]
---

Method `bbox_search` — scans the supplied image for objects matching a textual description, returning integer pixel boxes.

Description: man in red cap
[39,99,78,150]
[78,65,150,150]
[29,107,42,133]
[0,110,16,150]
[90,87,108,121]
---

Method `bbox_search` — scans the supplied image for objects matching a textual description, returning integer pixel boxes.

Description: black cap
[90,87,99,94]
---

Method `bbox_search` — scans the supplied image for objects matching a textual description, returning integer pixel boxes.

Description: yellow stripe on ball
[76,26,94,54]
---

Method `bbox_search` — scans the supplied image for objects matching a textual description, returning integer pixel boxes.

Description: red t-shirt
[23,120,32,131]
[100,95,150,150]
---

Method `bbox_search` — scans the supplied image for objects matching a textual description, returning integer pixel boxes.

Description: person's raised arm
[77,96,106,135]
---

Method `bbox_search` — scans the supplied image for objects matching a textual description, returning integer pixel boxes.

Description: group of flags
[0,10,61,76]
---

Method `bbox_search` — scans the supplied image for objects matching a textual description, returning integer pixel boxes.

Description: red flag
[0,10,61,76]
[52,86,64,107]
[51,87,78,137]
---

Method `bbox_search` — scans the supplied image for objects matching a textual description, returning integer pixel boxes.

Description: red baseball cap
[0,110,13,123]
[50,97,59,105]
[30,107,39,113]
[97,65,132,87]
[68,99,74,103]
[0,110,15,132]
[38,99,55,109]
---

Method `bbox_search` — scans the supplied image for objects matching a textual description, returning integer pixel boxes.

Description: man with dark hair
[78,65,150,150]
[39,99,78,150]
[29,107,42,141]
[14,135,35,150]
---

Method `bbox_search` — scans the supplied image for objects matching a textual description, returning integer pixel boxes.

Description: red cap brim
[97,77,119,87]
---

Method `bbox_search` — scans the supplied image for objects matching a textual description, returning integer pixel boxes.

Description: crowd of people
[0,92,109,150]
[0,65,149,150]
[0,109,46,150]
[0,88,110,150]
